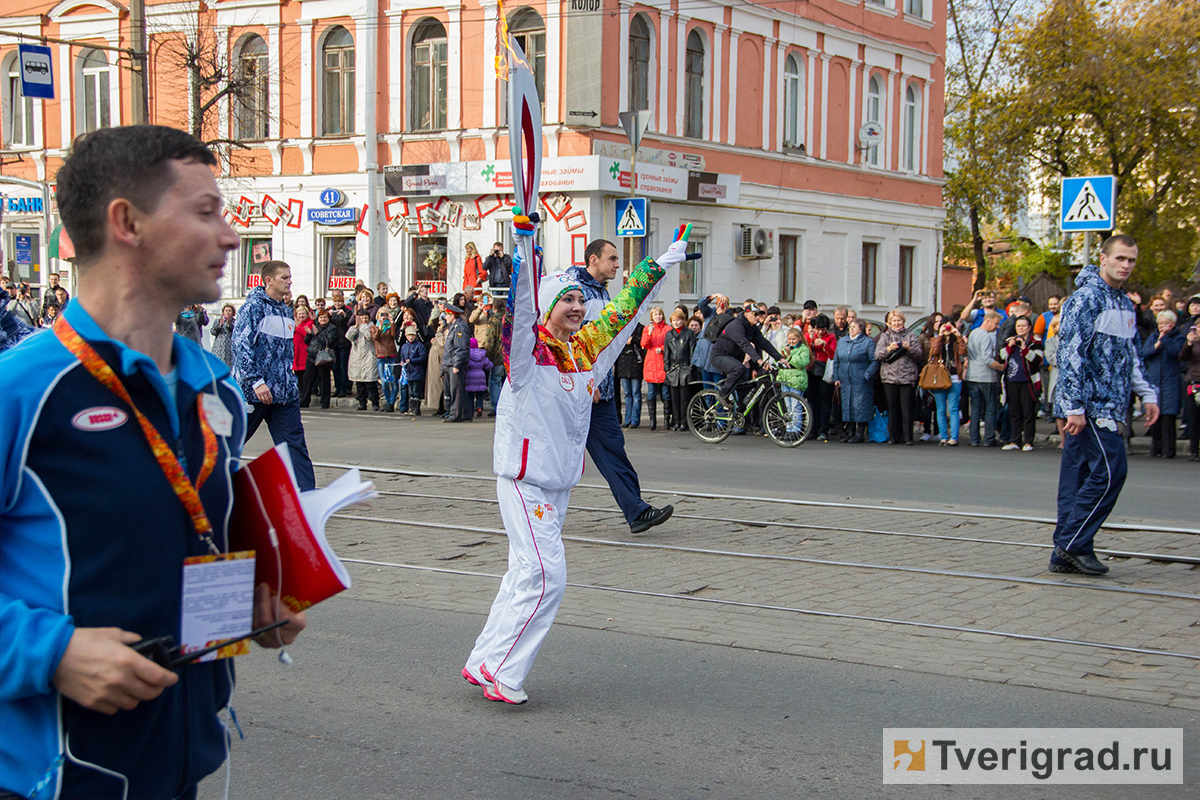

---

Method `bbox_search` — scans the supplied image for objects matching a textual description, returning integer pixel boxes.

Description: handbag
[918,357,952,391]
[314,348,334,366]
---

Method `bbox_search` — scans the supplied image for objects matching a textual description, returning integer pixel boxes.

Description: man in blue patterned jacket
[1050,234,1159,576]
[232,260,316,489]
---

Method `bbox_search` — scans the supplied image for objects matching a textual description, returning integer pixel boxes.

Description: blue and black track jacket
[0,301,247,800]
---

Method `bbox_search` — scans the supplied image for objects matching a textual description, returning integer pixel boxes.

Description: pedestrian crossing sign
[1060,176,1115,232]
[615,198,648,238]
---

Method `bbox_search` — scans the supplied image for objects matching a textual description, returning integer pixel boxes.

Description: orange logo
[894,740,925,771]
[534,505,545,519]
[586,378,595,395]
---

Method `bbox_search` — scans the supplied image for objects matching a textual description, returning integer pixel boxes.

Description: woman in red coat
[462,241,484,300]
[640,306,670,430]
[293,305,316,406]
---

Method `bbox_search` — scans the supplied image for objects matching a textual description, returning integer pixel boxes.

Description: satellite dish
[859,122,884,149]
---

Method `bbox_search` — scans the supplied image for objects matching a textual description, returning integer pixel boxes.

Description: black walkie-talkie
[132,619,290,670]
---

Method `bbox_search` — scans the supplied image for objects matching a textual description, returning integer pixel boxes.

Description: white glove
[655,240,690,270]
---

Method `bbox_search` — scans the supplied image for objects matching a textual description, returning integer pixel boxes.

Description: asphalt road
[263,409,1199,527]
[199,596,1198,799]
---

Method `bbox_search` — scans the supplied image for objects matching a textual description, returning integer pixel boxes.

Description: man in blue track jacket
[0,125,305,800]
[1050,234,1159,576]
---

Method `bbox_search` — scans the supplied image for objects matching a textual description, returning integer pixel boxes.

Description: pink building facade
[1,0,945,313]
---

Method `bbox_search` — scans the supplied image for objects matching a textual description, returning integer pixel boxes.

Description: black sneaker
[1053,547,1109,575]
[630,504,674,534]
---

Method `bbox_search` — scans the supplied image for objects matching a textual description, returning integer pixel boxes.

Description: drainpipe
[364,0,383,286]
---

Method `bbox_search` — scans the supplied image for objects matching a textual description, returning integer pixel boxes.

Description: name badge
[201,392,235,437]
[180,551,256,663]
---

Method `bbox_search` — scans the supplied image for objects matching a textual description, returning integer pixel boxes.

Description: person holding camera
[927,319,968,445]
[483,241,512,292]
[10,282,40,328]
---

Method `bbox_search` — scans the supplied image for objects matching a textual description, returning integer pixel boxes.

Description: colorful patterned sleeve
[573,257,667,376]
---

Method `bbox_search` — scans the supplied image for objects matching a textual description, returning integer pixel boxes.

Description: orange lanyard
[54,317,220,550]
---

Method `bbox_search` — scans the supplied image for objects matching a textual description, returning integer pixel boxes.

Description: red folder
[229,444,371,612]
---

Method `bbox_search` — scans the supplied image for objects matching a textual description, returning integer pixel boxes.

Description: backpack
[703,312,735,343]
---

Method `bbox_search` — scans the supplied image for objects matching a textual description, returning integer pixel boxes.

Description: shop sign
[15,235,32,265]
[328,275,358,290]
[307,207,358,225]
[384,165,448,196]
[6,196,43,214]
[416,280,447,295]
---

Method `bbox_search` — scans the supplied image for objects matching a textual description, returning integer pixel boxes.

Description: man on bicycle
[712,305,784,409]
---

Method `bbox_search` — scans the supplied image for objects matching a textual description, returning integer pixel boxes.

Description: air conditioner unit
[735,225,774,260]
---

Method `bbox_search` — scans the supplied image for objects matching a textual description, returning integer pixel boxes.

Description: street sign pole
[618,110,652,280]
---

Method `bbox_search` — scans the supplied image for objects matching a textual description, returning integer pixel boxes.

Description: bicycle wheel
[687,389,734,443]
[764,388,812,447]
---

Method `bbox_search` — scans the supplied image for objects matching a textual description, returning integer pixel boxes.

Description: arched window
[78,48,110,134]
[411,19,448,131]
[628,14,651,113]
[783,53,804,149]
[4,55,34,147]
[509,8,546,116]
[236,35,269,140]
[865,75,882,166]
[902,84,919,172]
[322,26,355,135]
[684,29,705,139]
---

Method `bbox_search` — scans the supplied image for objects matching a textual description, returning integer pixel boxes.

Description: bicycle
[686,370,813,447]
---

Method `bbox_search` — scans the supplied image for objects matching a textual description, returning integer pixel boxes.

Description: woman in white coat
[462,215,690,704]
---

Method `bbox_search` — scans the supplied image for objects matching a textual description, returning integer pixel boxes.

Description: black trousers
[883,383,914,444]
[712,354,748,399]
[806,378,834,436]
[356,381,379,408]
[444,366,471,420]
[668,382,692,424]
[1006,381,1038,446]
[300,362,332,407]
[1150,413,1177,458]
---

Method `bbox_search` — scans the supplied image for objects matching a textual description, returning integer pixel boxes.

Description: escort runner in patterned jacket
[1054,264,1156,422]
[0,300,247,799]
[464,219,688,703]
[231,284,298,405]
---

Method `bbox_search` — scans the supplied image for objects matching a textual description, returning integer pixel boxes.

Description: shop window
[323,235,357,291]
[779,235,799,303]
[240,236,273,294]
[862,242,878,306]
[413,237,447,294]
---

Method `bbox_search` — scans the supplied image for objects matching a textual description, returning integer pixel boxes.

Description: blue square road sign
[17,45,54,100]
[1060,176,1115,232]
[615,197,648,238]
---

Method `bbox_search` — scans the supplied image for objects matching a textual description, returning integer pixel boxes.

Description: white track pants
[466,478,570,691]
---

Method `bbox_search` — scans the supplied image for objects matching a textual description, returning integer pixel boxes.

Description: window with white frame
[905,0,924,16]
[779,235,799,303]
[322,26,355,135]
[684,30,705,140]
[862,242,878,306]
[503,8,546,122]
[783,54,804,149]
[236,35,269,141]
[865,75,882,167]
[78,48,110,134]
[902,84,919,173]
[898,245,914,306]
[680,232,704,296]
[411,19,448,131]
[4,57,34,147]
[629,14,651,113]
